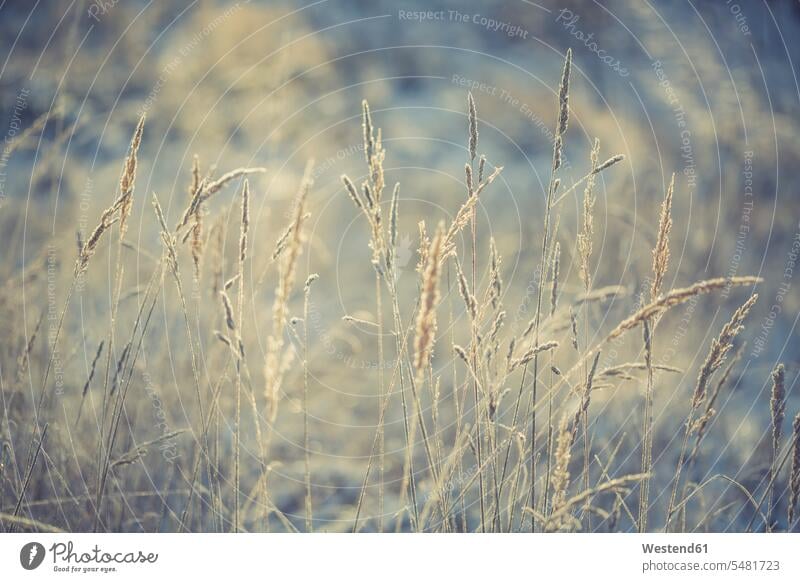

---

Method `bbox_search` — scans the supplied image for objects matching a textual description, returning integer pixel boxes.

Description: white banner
[1,533,798,581]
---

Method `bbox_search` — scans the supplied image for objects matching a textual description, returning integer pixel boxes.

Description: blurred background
[1,0,798,532]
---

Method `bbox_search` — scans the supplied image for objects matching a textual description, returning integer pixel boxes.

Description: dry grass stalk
[571,352,601,438]
[198,167,265,205]
[639,317,654,531]
[455,258,477,320]
[303,273,318,532]
[76,209,119,276]
[349,103,406,529]
[468,92,478,163]
[75,341,104,426]
[94,250,171,531]
[9,424,48,532]
[541,473,648,532]
[692,294,758,408]
[414,222,444,376]
[239,180,250,266]
[651,174,674,302]
[549,414,573,529]
[577,138,600,290]
[416,221,429,274]
[208,216,226,296]
[767,363,786,528]
[186,156,204,279]
[342,175,364,212]
[600,362,682,378]
[514,49,575,532]
[608,277,761,343]
[489,237,503,310]
[264,163,313,421]
[789,414,800,529]
[573,285,627,305]
[569,307,579,350]
[441,165,503,258]
[117,115,145,239]
[178,166,265,232]
[152,194,179,277]
[189,211,204,280]
[770,364,786,460]
[386,179,401,301]
[549,242,560,316]
[551,153,626,207]
[221,291,236,333]
[509,341,559,372]
[552,49,572,172]
[339,315,374,328]
[594,154,625,174]
[639,171,674,530]
[666,293,758,530]
[362,100,374,164]
[687,344,744,469]
[69,117,144,531]
[575,139,600,529]
[224,274,240,291]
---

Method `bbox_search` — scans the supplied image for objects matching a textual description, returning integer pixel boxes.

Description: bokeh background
[1,0,798,532]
